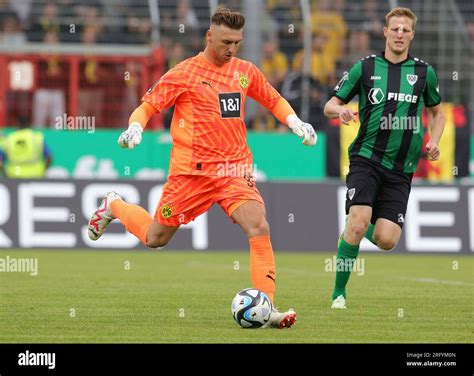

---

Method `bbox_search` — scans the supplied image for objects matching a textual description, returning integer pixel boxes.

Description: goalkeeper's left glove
[118,122,143,149]
[286,114,317,146]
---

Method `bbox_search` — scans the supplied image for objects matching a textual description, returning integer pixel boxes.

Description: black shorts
[345,156,413,228]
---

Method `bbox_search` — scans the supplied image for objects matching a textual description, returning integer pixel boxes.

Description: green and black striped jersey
[334,52,441,174]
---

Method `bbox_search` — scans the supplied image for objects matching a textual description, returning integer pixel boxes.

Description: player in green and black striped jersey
[323,7,445,309]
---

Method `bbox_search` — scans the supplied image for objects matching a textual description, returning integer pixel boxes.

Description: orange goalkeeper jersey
[142,52,282,176]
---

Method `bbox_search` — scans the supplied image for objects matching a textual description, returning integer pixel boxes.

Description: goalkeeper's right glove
[118,122,143,149]
[286,114,317,146]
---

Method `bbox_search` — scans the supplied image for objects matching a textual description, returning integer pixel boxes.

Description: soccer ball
[231,288,272,328]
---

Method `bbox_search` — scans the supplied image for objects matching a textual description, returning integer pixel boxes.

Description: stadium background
[0,0,472,253]
[0,0,473,350]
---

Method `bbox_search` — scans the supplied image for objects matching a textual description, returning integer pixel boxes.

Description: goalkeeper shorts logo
[161,204,173,219]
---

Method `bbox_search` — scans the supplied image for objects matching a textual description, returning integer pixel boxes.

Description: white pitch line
[396,276,474,287]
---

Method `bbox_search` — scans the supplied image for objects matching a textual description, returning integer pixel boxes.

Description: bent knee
[377,239,398,251]
[247,219,270,237]
[256,220,270,235]
[347,219,369,238]
[146,234,169,248]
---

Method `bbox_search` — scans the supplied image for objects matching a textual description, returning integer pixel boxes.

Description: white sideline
[397,276,474,287]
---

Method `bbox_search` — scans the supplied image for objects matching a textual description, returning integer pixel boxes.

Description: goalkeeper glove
[118,122,143,149]
[286,114,317,146]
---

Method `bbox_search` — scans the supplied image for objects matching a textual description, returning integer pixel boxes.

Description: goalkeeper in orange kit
[87,7,316,328]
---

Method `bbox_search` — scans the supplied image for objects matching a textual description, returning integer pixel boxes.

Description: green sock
[332,238,359,300]
[365,223,377,246]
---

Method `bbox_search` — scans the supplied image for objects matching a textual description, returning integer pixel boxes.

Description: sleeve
[423,65,441,107]
[141,66,187,112]
[247,63,281,109]
[333,60,362,103]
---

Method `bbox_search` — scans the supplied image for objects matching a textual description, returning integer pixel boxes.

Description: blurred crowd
[0,0,472,133]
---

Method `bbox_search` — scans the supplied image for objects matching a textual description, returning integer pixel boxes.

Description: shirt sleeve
[333,60,362,103]
[423,65,441,107]
[141,65,187,112]
[247,63,281,109]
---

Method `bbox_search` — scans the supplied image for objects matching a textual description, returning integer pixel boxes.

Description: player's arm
[324,61,362,124]
[118,102,158,149]
[323,96,358,125]
[425,104,445,161]
[424,65,444,161]
[269,97,317,146]
[118,67,184,149]
[248,64,316,146]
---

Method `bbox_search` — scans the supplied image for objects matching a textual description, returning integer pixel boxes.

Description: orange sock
[110,200,153,245]
[249,235,275,303]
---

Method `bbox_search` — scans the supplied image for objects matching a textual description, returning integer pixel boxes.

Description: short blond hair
[385,7,417,30]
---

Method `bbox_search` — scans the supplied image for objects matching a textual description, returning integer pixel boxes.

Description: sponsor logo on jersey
[370,75,381,80]
[218,92,241,118]
[368,88,384,104]
[387,92,418,103]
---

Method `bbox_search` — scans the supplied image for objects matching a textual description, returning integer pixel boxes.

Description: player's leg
[87,191,179,248]
[332,204,372,308]
[372,218,401,251]
[111,198,179,247]
[145,220,180,248]
[370,168,411,251]
[218,176,296,328]
[231,200,296,328]
[363,221,377,246]
[220,175,273,298]
[88,176,213,248]
[332,158,380,308]
[230,200,274,298]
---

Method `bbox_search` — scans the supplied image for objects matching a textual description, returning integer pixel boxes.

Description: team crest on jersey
[406,74,418,86]
[161,204,173,219]
[348,188,356,200]
[239,74,249,89]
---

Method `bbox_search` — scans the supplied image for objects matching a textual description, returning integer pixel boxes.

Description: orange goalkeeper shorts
[154,175,264,227]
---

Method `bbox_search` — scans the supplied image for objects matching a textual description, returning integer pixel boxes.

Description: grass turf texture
[0,250,472,343]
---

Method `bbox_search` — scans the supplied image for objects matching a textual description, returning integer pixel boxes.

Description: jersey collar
[380,51,411,65]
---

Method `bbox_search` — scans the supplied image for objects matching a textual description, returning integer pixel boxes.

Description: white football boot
[331,295,347,309]
[262,308,297,329]
[88,192,123,240]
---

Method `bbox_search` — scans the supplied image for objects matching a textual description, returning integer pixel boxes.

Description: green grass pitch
[0,249,472,343]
